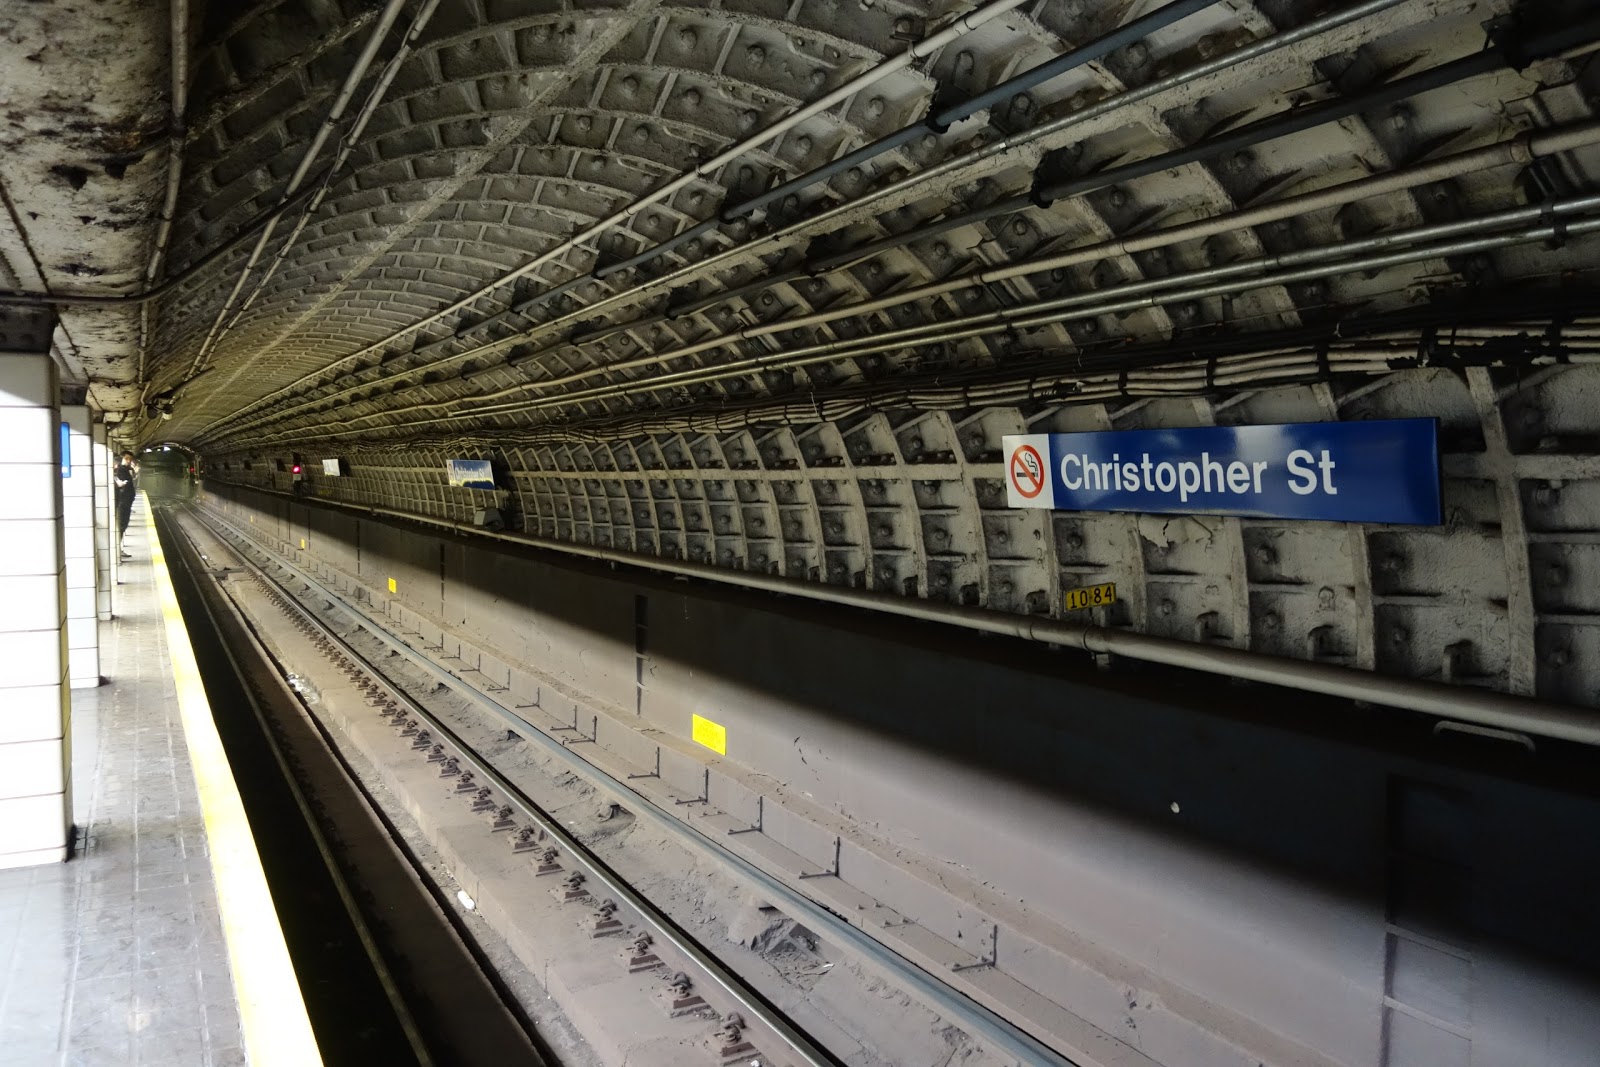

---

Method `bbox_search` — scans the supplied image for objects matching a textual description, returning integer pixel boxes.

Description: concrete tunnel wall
[192,480,1600,1067]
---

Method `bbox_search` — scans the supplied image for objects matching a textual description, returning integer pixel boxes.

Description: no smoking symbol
[1009,444,1045,499]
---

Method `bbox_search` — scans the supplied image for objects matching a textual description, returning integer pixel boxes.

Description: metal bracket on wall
[562,715,599,747]
[798,837,841,880]
[514,685,542,710]
[550,704,582,734]
[728,795,763,835]
[674,768,709,807]
[627,747,662,781]
[951,924,998,973]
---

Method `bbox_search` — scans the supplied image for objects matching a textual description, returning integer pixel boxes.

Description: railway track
[164,498,1078,1067]
[157,503,563,1067]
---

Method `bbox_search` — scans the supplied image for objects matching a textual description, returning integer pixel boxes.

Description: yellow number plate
[1065,582,1116,611]
[691,714,727,755]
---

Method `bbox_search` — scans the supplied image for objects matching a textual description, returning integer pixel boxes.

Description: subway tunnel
[2,0,1600,1064]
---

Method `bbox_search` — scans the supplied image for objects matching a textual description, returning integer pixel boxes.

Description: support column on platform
[62,405,100,689]
[105,434,119,605]
[92,421,112,622]
[0,346,72,868]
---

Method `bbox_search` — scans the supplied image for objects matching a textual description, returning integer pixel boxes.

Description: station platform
[0,498,299,1067]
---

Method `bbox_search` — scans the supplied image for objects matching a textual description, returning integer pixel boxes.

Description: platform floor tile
[0,502,243,1067]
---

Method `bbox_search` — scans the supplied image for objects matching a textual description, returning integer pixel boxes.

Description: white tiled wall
[62,405,99,689]
[92,423,112,621]
[0,354,70,867]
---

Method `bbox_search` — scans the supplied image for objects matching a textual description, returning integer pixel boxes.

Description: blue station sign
[1002,418,1441,525]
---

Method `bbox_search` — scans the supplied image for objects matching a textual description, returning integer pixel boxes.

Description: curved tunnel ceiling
[145,0,1600,445]
[8,0,1600,708]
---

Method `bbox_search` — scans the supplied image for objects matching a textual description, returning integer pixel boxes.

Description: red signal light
[291,464,302,474]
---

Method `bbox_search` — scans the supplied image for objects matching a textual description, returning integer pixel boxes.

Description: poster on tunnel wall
[446,459,495,490]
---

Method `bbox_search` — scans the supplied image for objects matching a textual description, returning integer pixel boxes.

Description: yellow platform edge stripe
[144,503,324,1067]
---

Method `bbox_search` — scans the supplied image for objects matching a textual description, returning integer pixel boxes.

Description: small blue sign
[60,422,71,478]
[1002,418,1440,525]
[446,458,495,490]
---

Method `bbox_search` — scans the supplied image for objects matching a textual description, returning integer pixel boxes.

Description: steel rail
[158,507,434,1066]
[190,501,1086,1067]
[179,506,842,1067]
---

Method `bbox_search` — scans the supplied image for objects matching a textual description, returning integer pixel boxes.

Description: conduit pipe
[210,0,1031,421]
[585,119,1600,345]
[716,0,1221,224]
[220,0,443,331]
[185,0,413,379]
[374,348,1435,441]
[805,47,1513,277]
[258,194,1600,438]
[216,6,1600,445]
[206,0,1408,441]
[565,0,1405,315]
[680,12,1598,301]
[761,0,1412,248]
[208,481,1600,748]
[807,11,1600,276]
[338,208,1600,436]
[539,178,1600,395]
[138,0,192,385]
[576,0,1416,329]
[674,7,1512,305]
[538,210,1600,416]
[203,0,1417,443]
[218,110,1592,446]
[317,342,1600,439]
[260,310,1600,441]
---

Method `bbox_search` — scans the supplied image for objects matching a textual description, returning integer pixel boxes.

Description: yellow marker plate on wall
[692,714,726,755]
[1065,582,1116,611]
[387,577,397,593]
[299,538,306,550]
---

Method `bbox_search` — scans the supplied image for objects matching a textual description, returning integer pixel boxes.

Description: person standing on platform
[114,451,137,559]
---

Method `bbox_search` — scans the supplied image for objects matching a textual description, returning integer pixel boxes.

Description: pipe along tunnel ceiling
[8,0,1600,709]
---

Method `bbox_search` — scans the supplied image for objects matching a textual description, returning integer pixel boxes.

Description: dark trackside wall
[198,479,1600,1067]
